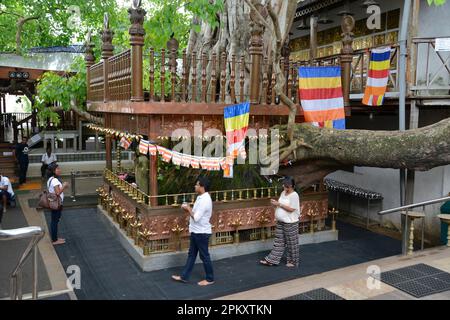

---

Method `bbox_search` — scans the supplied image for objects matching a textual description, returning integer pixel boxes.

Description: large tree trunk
[187,0,295,102]
[272,118,450,187]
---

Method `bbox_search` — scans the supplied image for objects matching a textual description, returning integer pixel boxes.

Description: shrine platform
[96,205,338,272]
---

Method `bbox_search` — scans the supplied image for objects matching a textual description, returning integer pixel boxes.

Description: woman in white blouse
[260,177,300,267]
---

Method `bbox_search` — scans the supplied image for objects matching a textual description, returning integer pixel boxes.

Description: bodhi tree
[186,0,449,187]
[4,0,448,187]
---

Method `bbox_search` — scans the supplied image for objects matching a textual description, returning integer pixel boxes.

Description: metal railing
[379,196,450,255]
[70,171,104,201]
[103,168,279,207]
[411,37,450,96]
[0,226,45,300]
[378,196,450,216]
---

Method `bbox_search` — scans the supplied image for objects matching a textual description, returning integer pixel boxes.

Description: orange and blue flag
[298,66,346,129]
[224,102,250,159]
[362,47,391,106]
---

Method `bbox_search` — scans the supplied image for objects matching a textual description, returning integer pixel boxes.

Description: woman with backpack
[47,163,68,245]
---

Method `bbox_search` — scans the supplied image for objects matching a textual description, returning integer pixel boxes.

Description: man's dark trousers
[180,233,214,282]
[19,160,28,184]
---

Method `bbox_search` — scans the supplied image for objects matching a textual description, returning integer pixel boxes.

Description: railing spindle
[201,52,207,103]
[239,54,245,102]
[160,48,166,102]
[280,57,285,95]
[171,47,177,102]
[230,54,236,103]
[191,51,197,102]
[182,49,187,102]
[262,56,268,104]
[270,69,276,105]
[287,60,292,100]
[220,52,226,103]
[210,52,217,103]
[149,48,155,101]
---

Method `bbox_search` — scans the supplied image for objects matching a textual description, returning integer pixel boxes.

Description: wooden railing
[146,49,252,104]
[2,112,35,142]
[88,43,403,105]
[104,168,279,207]
[411,37,450,97]
[88,61,105,102]
[108,49,131,101]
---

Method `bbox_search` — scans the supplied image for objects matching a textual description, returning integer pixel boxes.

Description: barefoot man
[172,176,215,286]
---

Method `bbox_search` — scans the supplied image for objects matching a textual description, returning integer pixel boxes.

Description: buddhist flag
[172,151,182,166]
[148,143,157,156]
[221,157,233,178]
[298,66,346,129]
[181,154,192,168]
[209,158,221,171]
[362,46,391,106]
[199,157,210,170]
[138,139,149,155]
[224,102,250,159]
[157,146,172,163]
[119,136,131,150]
[190,156,200,169]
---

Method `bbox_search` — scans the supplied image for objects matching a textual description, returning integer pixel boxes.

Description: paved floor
[44,206,402,300]
[219,246,450,300]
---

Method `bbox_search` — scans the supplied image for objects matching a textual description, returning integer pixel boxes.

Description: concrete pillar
[310,16,318,64]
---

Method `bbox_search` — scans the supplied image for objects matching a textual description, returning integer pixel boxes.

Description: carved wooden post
[128,3,146,102]
[105,114,113,170]
[101,14,114,103]
[340,15,355,107]
[167,37,179,102]
[249,21,264,104]
[148,115,160,206]
[85,32,95,102]
[149,48,155,101]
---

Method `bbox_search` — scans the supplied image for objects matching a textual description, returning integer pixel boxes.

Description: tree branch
[267,118,450,186]
[0,10,22,18]
[266,3,282,44]
[243,0,273,32]
[16,16,39,55]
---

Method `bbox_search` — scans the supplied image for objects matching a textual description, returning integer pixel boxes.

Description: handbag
[38,178,62,210]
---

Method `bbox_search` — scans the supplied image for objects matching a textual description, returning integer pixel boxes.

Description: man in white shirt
[172,177,214,286]
[0,174,15,215]
[41,147,57,178]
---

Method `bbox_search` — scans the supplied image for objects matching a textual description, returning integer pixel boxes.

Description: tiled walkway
[46,207,402,300]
